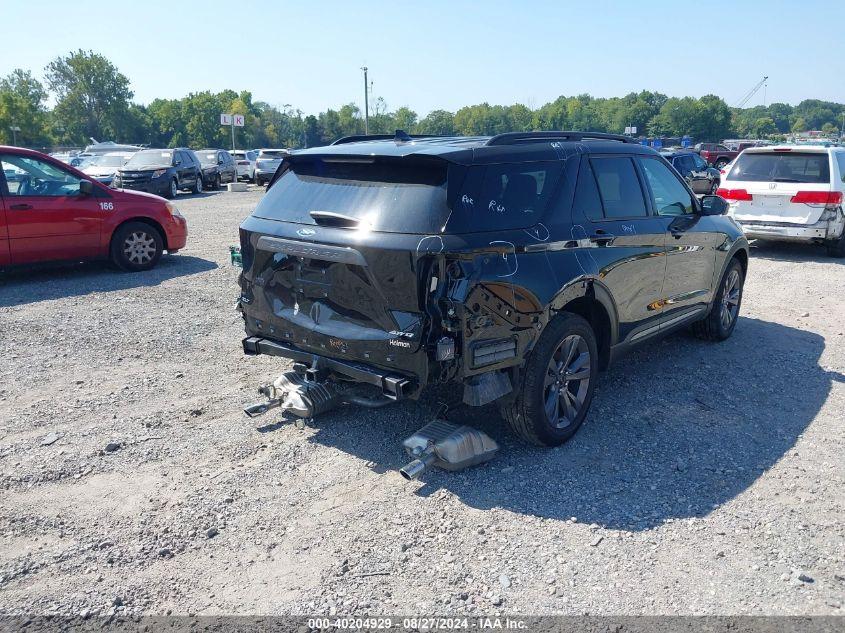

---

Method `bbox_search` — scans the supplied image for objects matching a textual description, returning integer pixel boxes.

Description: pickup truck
[694,143,738,168]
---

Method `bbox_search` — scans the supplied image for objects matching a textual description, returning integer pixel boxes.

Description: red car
[0,146,187,271]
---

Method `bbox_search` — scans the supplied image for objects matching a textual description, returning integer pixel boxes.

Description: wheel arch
[552,279,618,371]
[110,217,168,251]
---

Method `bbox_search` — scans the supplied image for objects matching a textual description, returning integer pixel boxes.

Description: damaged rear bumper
[242,336,414,400]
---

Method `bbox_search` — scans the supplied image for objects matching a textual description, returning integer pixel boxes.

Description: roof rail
[485,131,636,146]
[331,131,442,146]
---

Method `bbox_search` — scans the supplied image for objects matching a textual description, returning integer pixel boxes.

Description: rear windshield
[728,152,830,183]
[259,150,287,159]
[252,157,563,234]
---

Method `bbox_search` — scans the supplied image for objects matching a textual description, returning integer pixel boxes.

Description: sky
[3,0,844,116]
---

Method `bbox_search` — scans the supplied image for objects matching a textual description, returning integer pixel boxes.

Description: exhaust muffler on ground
[400,419,499,480]
[243,371,351,420]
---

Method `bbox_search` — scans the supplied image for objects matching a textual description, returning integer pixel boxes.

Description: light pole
[361,66,369,135]
[10,125,20,146]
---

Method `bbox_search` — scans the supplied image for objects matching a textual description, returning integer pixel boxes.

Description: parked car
[237,131,748,446]
[719,145,845,257]
[0,146,187,271]
[254,148,289,186]
[114,148,203,198]
[694,143,738,168]
[197,149,237,189]
[81,151,137,187]
[231,150,257,182]
[661,149,721,194]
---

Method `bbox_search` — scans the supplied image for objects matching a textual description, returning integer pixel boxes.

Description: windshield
[252,157,565,234]
[259,151,286,159]
[199,152,219,165]
[728,152,830,183]
[124,150,173,168]
[87,154,130,168]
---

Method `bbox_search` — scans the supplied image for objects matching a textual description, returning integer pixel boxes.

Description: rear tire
[500,313,598,446]
[715,158,729,169]
[693,258,744,341]
[110,222,164,272]
[825,232,845,258]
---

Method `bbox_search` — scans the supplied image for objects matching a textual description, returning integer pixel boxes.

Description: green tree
[791,117,808,133]
[0,69,50,146]
[45,50,133,143]
[393,106,418,132]
[750,116,776,138]
[416,109,455,135]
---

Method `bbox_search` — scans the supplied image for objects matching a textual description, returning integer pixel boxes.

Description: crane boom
[735,76,769,108]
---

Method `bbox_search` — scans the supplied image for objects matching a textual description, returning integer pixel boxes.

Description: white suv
[718,145,845,257]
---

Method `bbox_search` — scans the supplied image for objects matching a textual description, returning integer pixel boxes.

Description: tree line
[1,50,843,150]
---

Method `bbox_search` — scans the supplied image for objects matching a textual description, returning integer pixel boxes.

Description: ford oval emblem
[296,228,316,237]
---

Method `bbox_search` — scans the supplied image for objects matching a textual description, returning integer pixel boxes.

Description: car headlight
[165,202,183,218]
[152,169,167,178]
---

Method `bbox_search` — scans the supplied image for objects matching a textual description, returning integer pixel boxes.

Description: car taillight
[716,188,753,201]
[789,191,843,205]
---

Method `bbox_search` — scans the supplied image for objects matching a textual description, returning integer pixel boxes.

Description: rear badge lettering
[296,228,316,237]
[389,339,411,348]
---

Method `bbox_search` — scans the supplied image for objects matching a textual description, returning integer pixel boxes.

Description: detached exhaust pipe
[400,420,499,480]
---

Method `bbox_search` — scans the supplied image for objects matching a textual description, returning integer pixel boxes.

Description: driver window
[639,157,695,216]
[1,154,83,197]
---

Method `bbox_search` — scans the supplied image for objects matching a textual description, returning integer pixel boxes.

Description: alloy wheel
[123,231,157,265]
[543,334,591,429]
[170,179,177,198]
[720,269,741,329]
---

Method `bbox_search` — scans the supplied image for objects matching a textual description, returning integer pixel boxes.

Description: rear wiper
[309,211,360,228]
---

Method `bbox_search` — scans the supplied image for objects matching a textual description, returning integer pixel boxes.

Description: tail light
[716,188,753,201]
[789,191,843,205]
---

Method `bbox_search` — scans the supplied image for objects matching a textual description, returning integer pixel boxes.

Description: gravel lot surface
[1,188,843,618]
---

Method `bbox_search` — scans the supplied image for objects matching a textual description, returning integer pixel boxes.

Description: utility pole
[361,66,369,135]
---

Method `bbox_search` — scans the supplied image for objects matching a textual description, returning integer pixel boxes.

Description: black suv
[660,149,721,195]
[198,148,238,189]
[114,148,203,198]
[237,131,748,446]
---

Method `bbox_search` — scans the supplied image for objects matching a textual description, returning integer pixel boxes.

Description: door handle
[9,203,33,210]
[589,230,615,245]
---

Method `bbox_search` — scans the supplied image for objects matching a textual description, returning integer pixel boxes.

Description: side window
[573,159,604,221]
[673,155,693,176]
[0,154,83,197]
[590,157,648,219]
[836,153,845,183]
[691,154,708,171]
[639,158,695,216]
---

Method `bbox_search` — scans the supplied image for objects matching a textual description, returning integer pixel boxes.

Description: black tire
[693,258,744,341]
[166,178,178,199]
[192,173,203,194]
[710,179,720,194]
[500,312,598,446]
[714,158,729,169]
[110,222,164,272]
[825,232,845,258]
[214,174,221,190]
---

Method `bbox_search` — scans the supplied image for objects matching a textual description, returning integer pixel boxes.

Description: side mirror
[78,179,94,196]
[700,195,728,216]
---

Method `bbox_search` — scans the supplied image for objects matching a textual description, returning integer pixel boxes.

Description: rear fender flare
[546,277,620,347]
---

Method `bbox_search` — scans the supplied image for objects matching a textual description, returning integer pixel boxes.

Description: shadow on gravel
[750,240,845,265]
[299,316,841,531]
[0,255,217,307]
